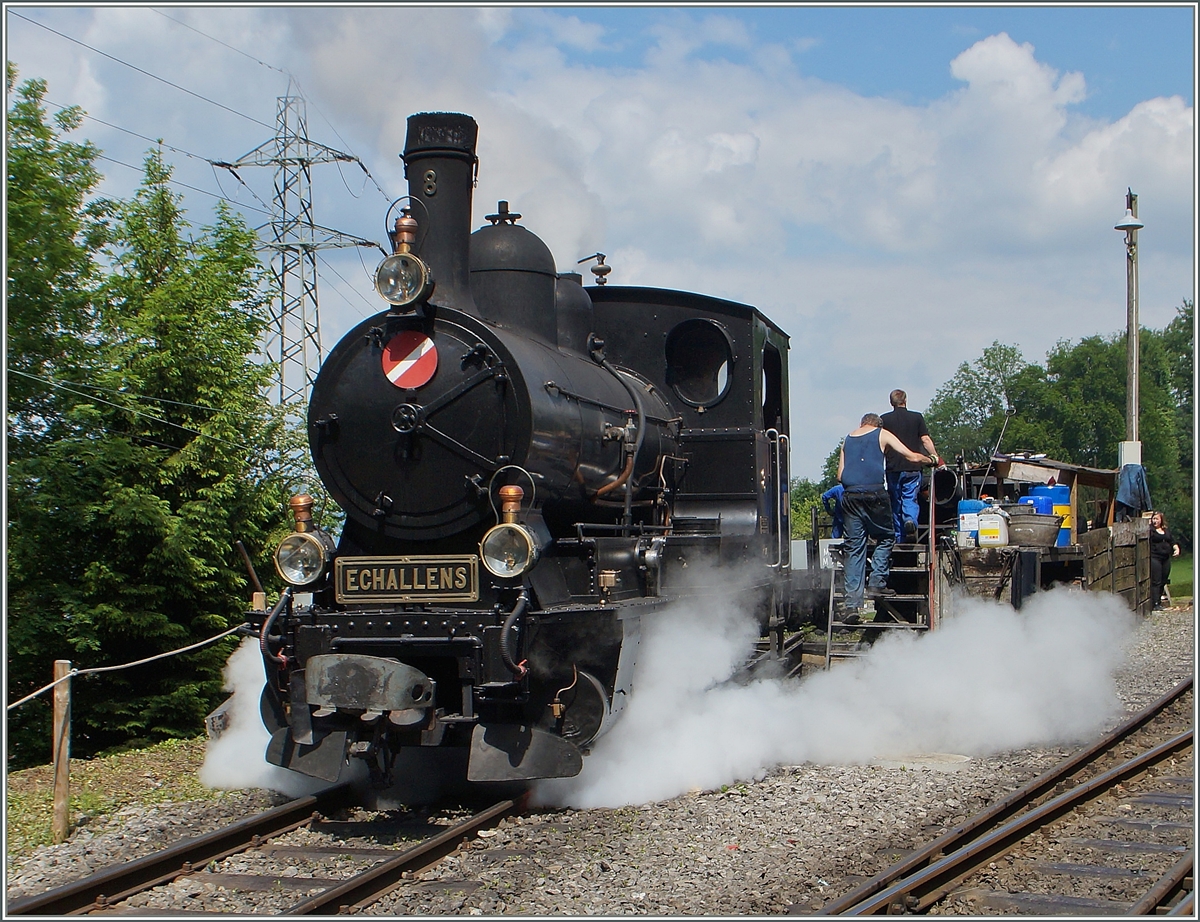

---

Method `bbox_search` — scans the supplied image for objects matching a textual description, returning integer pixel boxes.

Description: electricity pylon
[226,95,379,405]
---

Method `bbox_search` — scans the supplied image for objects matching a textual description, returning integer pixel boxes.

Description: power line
[96,153,272,218]
[22,373,256,451]
[150,8,291,77]
[10,10,275,130]
[316,250,384,321]
[11,369,225,413]
[146,8,391,203]
[46,97,276,214]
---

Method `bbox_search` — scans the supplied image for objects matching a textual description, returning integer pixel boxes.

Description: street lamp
[1114,189,1144,467]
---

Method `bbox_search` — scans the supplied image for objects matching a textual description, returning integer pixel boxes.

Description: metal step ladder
[823,538,932,670]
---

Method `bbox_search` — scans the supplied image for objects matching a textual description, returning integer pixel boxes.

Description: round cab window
[665,319,733,408]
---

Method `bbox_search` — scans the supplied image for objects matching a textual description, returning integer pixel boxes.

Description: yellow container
[978,512,1009,547]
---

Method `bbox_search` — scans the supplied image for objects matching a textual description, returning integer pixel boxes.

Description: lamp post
[1114,189,1144,467]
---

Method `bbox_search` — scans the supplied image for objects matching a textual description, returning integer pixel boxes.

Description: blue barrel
[958,499,986,544]
[1047,485,1071,546]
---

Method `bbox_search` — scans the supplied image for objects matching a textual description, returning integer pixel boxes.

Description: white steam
[536,588,1137,808]
[199,638,327,797]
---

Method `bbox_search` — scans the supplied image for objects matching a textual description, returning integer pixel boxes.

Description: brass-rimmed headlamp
[479,485,539,579]
[375,211,433,310]
[274,494,336,587]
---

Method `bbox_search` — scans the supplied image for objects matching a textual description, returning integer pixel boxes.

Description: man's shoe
[865,585,897,598]
[839,610,862,625]
[903,519,918,541]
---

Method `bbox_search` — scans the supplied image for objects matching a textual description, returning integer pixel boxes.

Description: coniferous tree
[7,79,296,766]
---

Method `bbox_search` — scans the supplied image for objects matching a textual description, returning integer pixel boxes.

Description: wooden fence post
[52,659,71,844]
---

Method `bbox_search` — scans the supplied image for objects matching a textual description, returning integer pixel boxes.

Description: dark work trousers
[841,490,895,610]
[1150,555,1172,608]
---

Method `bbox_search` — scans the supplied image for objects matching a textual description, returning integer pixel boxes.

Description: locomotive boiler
[246,112,793,790]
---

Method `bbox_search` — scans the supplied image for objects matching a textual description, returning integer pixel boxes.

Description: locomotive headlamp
[375,252,432,309]
[274,532,333,587]
[480,523,539,579]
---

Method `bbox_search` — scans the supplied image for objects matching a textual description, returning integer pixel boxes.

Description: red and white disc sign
[382,331,438,389]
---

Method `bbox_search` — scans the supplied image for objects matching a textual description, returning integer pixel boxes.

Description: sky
[5,4,1196,477]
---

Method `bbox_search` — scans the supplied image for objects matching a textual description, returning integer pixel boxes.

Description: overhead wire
[148,7,392,203]
[315,251,382,321]
[10,369,225,413]
[95,153,272,218]
[10,10,276,131]
[17,371,257,452]
[45,98,275,214]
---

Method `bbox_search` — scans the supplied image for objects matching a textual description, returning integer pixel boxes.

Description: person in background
[880,389,942,543]
[1148,511,1181,610]
[838,413,936,618]
[821,483,845,539]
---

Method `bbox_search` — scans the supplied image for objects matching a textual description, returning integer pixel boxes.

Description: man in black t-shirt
[879,389,941,543]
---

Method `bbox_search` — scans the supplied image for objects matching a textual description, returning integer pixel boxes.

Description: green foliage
[5,68,111,453]
[6,80,295,767]
[789,477,821,539]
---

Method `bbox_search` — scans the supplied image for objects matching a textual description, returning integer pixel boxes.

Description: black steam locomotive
[248,112,793,789]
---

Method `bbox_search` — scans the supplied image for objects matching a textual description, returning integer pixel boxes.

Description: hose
[260,587,293,669]
[500,588,529,679]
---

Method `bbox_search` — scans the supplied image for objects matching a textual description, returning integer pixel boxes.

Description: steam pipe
[591,340,646,528]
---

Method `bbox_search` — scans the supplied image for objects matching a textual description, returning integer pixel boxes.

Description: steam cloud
[536,588,1137,808]
[199,639,327,797]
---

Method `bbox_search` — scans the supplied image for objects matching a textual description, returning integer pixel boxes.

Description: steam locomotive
[246,112,793,790]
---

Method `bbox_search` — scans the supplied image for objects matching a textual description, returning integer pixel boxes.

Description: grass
[5,736,221,858]
[1169,553,1193,603]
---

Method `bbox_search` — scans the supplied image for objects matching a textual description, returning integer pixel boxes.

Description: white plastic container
[977,510,1009,547]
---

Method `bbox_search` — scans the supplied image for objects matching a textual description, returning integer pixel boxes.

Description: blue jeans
[841,491,895,609]
[887,470,922,542]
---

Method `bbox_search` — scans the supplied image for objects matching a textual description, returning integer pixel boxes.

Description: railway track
[8,788,522,916]
[807,676,1193,915]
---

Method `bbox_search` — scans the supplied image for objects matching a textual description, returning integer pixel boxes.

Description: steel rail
[839,729,1192,915]
[285,797,520,914]
[1127,851,1194,915]
[814,675,1192,915]
[7,785,352,916]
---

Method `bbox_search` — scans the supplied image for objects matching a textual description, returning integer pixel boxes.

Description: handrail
[779,433,791,568]
[766,429,782,568]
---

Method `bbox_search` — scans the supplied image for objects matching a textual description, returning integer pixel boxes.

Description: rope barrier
[6,623,249,712]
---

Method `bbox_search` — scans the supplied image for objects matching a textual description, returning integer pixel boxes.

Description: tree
[6,141,294,766]
[5,67,110,454]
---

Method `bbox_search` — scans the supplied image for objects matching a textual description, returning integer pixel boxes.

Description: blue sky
[5,5,1196,476]
[549,6,1194,120]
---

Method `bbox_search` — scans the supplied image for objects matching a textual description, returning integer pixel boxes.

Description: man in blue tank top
[838,413,937,615]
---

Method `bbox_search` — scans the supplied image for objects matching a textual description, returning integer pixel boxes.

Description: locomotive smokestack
[403,113,479,315]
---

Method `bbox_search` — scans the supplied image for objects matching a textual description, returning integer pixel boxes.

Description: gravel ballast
[6,603,1192,914]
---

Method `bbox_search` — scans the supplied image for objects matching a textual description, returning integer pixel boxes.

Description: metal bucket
[1006,513,1063,547]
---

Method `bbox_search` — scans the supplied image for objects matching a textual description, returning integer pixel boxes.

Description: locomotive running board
[467,723,583,782]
